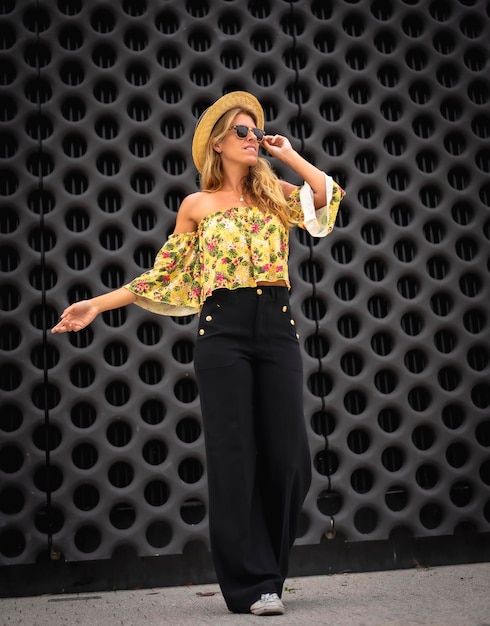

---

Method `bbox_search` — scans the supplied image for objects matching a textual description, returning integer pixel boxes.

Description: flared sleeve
[289,172,345,237]
[125,232,201,316]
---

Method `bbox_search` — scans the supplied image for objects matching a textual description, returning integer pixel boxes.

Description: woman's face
[214,112,263,170]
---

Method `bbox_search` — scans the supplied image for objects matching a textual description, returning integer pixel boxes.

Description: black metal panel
[1,0,489,575]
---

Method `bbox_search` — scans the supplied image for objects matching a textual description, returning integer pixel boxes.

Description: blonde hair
[199,107,295,229]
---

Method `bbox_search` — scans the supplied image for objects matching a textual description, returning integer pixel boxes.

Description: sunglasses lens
[232,126,264,141]
[235,125,248,138]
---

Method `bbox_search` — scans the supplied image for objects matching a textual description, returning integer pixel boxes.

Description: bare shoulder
[179,191,206,212]
[174,192,212,233]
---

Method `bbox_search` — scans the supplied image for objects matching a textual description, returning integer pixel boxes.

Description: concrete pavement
[1,562,489,625]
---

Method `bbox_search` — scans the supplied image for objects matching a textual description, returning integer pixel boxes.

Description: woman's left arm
[261,134,327,209]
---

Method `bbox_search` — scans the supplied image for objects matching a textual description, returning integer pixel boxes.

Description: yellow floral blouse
[125,177,345,316]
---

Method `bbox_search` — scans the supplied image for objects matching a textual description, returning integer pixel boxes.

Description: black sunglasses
[229,125,265,142]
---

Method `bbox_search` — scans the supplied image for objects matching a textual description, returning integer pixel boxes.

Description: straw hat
[191,91,265,173]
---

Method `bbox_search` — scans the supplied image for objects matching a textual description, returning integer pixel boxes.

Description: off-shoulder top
[125,174,345,316]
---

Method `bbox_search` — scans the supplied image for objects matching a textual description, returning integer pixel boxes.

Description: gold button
[290,319,295,326]
[199,329,205,335]
[206,315,212,322]
[256,288,263,295]
[282,306,287,312]
[296,333,300,340]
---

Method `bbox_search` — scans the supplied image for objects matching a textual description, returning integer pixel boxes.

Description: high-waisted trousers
[193,287,312,613]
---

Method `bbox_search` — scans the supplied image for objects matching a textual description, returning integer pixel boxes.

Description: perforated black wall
[1,0,489,569]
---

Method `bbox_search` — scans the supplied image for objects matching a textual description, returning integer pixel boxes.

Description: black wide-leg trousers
[193,287,312,613]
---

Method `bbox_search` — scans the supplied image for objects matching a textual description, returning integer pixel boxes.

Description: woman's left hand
[261,134,294,159]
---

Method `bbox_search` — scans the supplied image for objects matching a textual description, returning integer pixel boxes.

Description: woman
[52,91,345,615]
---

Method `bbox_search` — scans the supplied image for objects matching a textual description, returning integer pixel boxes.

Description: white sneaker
[250,592,285,616]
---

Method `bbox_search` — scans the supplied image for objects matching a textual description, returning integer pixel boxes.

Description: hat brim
[191,91,265,173]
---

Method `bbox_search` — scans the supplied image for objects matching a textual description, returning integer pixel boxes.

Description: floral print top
[125,178,345,316]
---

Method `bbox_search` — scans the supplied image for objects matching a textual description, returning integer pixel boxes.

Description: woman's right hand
[51,300,98,334]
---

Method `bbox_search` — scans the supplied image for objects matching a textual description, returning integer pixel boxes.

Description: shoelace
[261,593,279,602]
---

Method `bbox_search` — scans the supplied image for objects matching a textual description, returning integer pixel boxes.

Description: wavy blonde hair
[199,107,295,229]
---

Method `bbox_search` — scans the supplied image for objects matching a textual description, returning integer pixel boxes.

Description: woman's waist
[200,272,290,302]
[256,279,288,287]
[208,283,290,303]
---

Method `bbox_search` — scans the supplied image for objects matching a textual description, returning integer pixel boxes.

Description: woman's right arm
[51,287,136,334]
[52,193,202,334]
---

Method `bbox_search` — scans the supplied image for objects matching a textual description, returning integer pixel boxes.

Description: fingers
[263,134,282,146]
[262,135,292,155]
[51,320,70,333]
[51,314,76,334]
[265,133,285,141]
[51,301,94,334]
[51,303,77,333]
